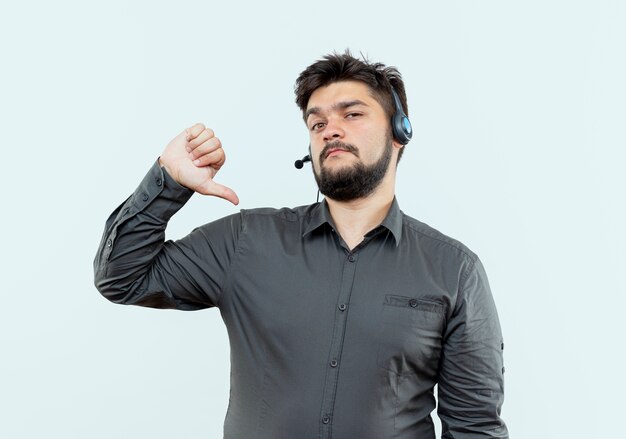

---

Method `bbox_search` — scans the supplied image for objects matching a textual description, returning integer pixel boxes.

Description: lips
[326,148,349,158]
[320,141,359,163]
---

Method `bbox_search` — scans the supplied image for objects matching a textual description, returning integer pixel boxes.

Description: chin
[322,157,359,170]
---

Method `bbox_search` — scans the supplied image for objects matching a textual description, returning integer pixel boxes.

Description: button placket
[319,250,359,437]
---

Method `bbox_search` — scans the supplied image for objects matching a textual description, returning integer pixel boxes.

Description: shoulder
[400,211,478,265]
[239,204,318,223]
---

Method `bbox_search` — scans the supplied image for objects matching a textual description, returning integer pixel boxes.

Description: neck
[325,178,395,251]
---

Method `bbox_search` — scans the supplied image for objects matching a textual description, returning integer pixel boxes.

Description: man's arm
[93,123,240,310]
[437,257,508,438]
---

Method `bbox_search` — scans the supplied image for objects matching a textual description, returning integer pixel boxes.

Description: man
[94,51,508,438]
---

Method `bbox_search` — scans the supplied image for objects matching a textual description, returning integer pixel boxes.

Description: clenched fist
[159,123,239,205]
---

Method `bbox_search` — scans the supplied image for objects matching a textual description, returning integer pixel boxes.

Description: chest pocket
[376,294,446,377]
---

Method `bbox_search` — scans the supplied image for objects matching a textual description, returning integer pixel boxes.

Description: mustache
[319,141,360,162]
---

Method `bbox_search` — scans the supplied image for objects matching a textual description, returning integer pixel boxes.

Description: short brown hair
[294,50,409,160]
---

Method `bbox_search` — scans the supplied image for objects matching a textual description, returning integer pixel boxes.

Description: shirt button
[409,299,418,308]
[348,255,356,262]
[322,415,330,424]
[141,193,149,201]
[338,303,347,311]
[156,177,162,186]
[106,239,112,248]
[330,359,338,368]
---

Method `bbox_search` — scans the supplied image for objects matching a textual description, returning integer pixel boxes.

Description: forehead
[306,80,380,113]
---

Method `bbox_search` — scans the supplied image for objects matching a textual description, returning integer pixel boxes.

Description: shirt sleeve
[437,257,509,438]
[93,159,242,310]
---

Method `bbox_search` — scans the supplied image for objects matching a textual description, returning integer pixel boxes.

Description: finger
[186,123,206,141]
[191,146,225,168]
[188,128,215,150]
[189,136,221,161]
[196,179,240,205]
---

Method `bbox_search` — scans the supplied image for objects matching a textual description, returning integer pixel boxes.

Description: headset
[295,85,412,169]
[389,87,413,145]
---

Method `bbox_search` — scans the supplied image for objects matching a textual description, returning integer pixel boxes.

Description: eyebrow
[305,100,368,121]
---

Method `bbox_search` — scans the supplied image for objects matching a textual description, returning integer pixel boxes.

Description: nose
[322,118,345,143]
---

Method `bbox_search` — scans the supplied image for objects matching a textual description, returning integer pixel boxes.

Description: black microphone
[294,155,311,169]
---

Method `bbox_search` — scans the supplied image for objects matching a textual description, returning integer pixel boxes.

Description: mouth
[319,141,359,163]
[326,148,349,158]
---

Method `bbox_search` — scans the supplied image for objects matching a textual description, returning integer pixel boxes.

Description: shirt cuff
[128,158,195,222]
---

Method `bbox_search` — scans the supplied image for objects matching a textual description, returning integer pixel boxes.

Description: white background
[1,1,624,437]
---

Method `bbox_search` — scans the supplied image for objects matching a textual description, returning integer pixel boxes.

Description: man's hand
[159,123,239,205]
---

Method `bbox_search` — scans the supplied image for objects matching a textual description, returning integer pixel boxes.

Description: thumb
[196,179,240,205]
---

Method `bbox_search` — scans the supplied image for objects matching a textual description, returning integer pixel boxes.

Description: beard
[313,136,393,202]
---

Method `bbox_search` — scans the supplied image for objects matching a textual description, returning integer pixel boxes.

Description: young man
[94,52,508,438]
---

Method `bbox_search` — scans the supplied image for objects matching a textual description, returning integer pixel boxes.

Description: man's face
[305,80,399,201]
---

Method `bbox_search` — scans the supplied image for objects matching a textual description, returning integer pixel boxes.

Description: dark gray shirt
[94,161,508,439]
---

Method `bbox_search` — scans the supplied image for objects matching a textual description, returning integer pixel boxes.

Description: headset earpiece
[390,87,412,145]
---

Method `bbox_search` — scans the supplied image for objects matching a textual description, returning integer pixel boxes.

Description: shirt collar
[380,197,403,247]
[303,197,403,247]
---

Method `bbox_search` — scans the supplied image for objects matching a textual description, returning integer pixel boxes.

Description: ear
[392,139,405,151]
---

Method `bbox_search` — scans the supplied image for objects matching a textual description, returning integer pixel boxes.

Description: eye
[346,112,362,119]
[310,122,326,131]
